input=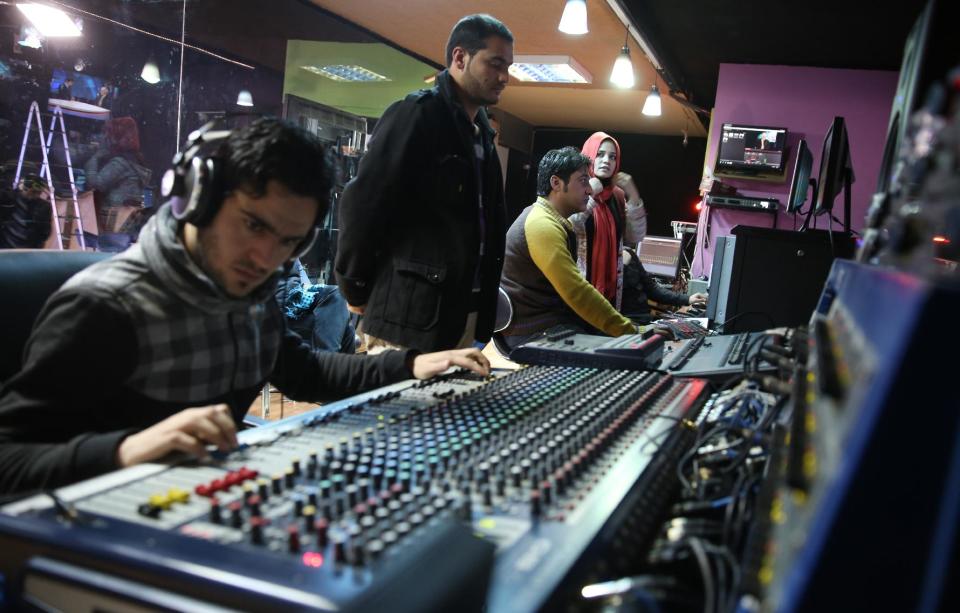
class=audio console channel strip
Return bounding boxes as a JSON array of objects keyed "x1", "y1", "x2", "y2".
[{"x1": 0, "y1": 366, "x2": 710, "y2": 612}]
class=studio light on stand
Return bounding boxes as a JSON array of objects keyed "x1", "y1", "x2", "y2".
[
  {"x1": 609, "y1": 31, "x2": 634, "y2": 89},
  {"x1": 558, "y1": 0, "x2": 588, "y2": 35}
]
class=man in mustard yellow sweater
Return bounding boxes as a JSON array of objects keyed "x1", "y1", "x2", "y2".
[{"x1": 500, "y1": 147, "x2": 640, "y2": 350}]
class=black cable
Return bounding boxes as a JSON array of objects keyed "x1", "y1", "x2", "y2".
[{"x1": 714, "y1": 311, "x2": 777, "y2": 333}]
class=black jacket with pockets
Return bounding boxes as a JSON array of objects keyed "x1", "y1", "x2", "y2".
[{"x1": 335, "y1": 70, "x2": 506, "y2": 351}]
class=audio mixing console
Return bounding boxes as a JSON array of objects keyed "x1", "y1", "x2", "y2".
[{"x1": 0, "y1": 365, "x2": 711, "y2": 612}]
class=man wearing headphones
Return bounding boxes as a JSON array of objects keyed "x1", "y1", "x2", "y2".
[{"x1": 0, "y1": 118, "x2": 489, "y2": 495}]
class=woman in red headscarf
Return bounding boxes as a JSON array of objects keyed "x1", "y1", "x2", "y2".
[{"x1": 572, "y1": 132, "x2": 647, "y2": 311}]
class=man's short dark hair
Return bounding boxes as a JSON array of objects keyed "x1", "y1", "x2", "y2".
[
  {"x1": 537, "y1": 147, "x2": 591, "y2": 197},
  {"x1": 219, "y1": 117, "x2": 334, "y2": 222},
  {"x1": 445, "y1": 14, "x2": 513, "y2": 67}
]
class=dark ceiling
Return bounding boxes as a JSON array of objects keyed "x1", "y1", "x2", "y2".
[{"x1": 622, "y1": 0, "x2": 931, "y2": 109}]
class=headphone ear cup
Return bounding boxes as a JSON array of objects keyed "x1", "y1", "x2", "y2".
[{"x1": 181, "y1": 156, "x2": 222, "y2": 227}]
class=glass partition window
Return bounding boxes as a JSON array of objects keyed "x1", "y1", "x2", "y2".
[{"x1": 0, "y1": 0, "x2": 436, "y2": 254}]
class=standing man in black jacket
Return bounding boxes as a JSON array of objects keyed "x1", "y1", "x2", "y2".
[
  {"x1": 0, "y1": 118, "x2": 489, "y2": 495},
  {"x1": 335, "y1": 14, "x2": 514, "y2": 353}
]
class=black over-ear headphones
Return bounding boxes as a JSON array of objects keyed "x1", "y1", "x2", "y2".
[{"x1": 161, "y1": 122, "x2": 320, "y2": 260}]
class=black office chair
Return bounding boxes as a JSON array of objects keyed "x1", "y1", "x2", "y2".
[
  {"x1": 491, "y1": 287, "x2": 513, "y2": 359},
  {"x1": 0, "y1": 249, "x2": 110, "y2": 383}
]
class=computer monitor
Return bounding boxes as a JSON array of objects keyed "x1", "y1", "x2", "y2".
[
  {"x1": 787, "y1": 139, "x2": 815, "y2": 212},
  {"x1": 813, "y1": 116, "x2": 855, "y2": 232},
  {"x1": 637, "y1": 235, "x2": 683, "y2": 279},
  {"x1": 716, "y1": 123, "x2": 789, "y2": 175},
  {"x1": 705, "y1": 235, "x2": 736, "y2": 326}
]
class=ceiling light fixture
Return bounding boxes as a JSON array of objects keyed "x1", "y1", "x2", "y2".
[
  {"x1": 558, "y1": 0, "x2": 588, "y2": 35},
  {"x1": 16, "y1": 3, "x2": 81, "y2": 37},
  {"x1": 236, "y1": 89, "x2": 254, "y2": 107},
  {"x1": 642, "y1": 82, "x2": 661, "y2": 117},
  {"x1": 509, "y1": 55, "x2": 591, "y2": 84},
  {"x1": 302, "y1": 65, "x2": 390, "y2": 82},
  {"x1": 140, "y1": 57, "x2": 160, "y2": 84},
  {"x1": 609, "y1": 35, "x2": 634, "y2": 89}
]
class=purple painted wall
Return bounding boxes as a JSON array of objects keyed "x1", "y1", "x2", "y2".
[{"x1": 691, "y1": 64, "x2": 899, "y2": 277}]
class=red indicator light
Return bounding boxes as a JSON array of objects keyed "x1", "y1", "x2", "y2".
[{"x1": 302, "y1": 552, "x2": 324, "y2": 568}]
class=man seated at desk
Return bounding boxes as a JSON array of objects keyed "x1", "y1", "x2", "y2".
[
  {"x1": 499, "y1": 147, "x2": 640, "y2": 350},
  {"x1": 0, "y1": 118, "x2": 489, "y2": 496}
]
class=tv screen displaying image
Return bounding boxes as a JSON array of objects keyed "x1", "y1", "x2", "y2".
[{"x1": 716, "y1": 123, "x2": 788, "y2": 174}]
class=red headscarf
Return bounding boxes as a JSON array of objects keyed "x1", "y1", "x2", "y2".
[{"x1": 581, "y1": 132, "x2": 625, "y2": 304}]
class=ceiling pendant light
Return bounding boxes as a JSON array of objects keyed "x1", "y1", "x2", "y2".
[
  {"x1": 236, "y1": 89, "x2": 254, "y2": 107},
  {"x1": 609, "y1": 45, "x2": 634, "y2": 88},
  {"x1": 642, "y1": 84, "x2": 662, "y2": 117},
  {"x1": 558, "y1": 0, "x2": 588, "y2": 35}
]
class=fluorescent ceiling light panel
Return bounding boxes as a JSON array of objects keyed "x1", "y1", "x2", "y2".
[
  {"x1": 17, "y1": 3, "x2": 81, "y2": 37},
  {"x1": 508, "y1": 55, "x2": 591, "y2": 84},
  {"x1": 301, "y1": 65, "x2": 390, "y2": 82}
]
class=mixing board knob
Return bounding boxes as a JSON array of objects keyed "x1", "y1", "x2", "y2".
[
  {"x1": 209, "y1": 497, "x2": 222, "y2": 524},
  {"x1": 315, "y1": 517, "x2": 329, "y2": 547},
  {"x1": 246, "y1": 495, "x2": 262, "y2": 516},
  {"x1": 287, "y1": 525, "x2": 301, "y2": 553},
  {"x1": 346, "y1": 485, "x2": 359, "y2": 507},
  {"x1": 257, "y1": 479, "x2": 270, "y2": 501},
  {"x1": 308, "y1": 491, "x2": 318, "y2": 507},
  {"x1": 302, "y1": 505, "x2": 316, "y2": 531},
  {"x1": 331, "y1": 474, "x2": 345, "y2": 493},
  {"x1": 366, "y1": 539, "x2": 384, "y2": 561},
  {"x1": 319, "y1": 480, "x2": 332, "y2": 499},
  {"x1": 530, "y1": 491, "x2": 542, "y2": 518},
  {"x1": 333, "y1": 534, "x2": 347, "y2": 563},
  {"x1": 229, "y1": 501, "x2": 243, "y2": 529},
  {"x1": 284, "y1": 469, "x2": 295, "y2": 489},
  {"x1": 540, "y1": 480, "x2": 553, "y2": 505},
  {"x1": 511, "y1": 465, "x2": 523, "y2": 487},
  {"x1": 250, "y1": 516, "x2": 268, "y2": 545},
  {"x1": 371, "y1": 468, "x2": 384, "y2": 489},
  {"x1": 272, "y1": 474, "x2": 282, "y2": 495}
]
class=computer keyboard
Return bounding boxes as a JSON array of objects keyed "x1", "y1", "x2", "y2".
[
  {"x1": 655, "y1": 319, "x2": 709, "y2": 340},
  {"x1": 640, "y1": 254, "x2": 678, "y2": 266}
]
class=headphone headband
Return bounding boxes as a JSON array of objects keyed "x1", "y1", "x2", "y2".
[{"x1": 161, "y1": 121, "x2": 320, "y2": 260}]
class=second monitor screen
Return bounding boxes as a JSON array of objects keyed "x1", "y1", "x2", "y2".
[{"x1": 717, "y1": 124, "x2": 787, "y2": 173}]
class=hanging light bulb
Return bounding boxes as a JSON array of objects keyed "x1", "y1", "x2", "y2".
[
  {"x1": 140, "y1": 57, "x2": 160, "y2": 84},
  {"x1": 236, "y1": 89, "x2": 254, "y2": 107},
  {"x1": 558, "y1": 0, "x2": 588, "y2": 35},
  {"x1": 609, "y1": 45, "x2": 634, "y2": 89},
  {"x1": 642, "y1": 84, "x2": 662, "y2": 117}
]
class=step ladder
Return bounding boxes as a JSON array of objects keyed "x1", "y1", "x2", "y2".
[{"x1": 12, "y1": 101, "x2": 87, "y2": 250}]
